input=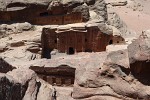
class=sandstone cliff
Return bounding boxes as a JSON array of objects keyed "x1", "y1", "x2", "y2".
[{"x1": 0, "y1": 0, "x2": 149, "y2": 100}]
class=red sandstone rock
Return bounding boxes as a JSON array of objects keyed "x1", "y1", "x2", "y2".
[
  {"x1": 41, "y1": 24, "x2": 112, "y2": 58},
  {"x1": 0, "y1": 0, "x2": 149, "y2": 100}
]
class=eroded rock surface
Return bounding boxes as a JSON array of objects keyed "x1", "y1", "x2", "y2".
[
  {"x1": 128, "y1": 30, "x2": 150, "y2": 86},
  {"x1": 0, "y1": 57, "x2": 15, "y2": 73},
  {"x1": 0, "y1": 0, "x2": 149, "y2": 100},
  {"x1": 71, "y1": 31, "x2": 150, "y2": 100},
  {"x1": 0, "y1": 68, "x2": 53, "y2": 100},
  {"x1": 0, "y1": 23, "x2": 33, "y2": 38}
]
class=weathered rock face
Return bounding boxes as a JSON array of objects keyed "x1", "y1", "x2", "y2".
[
  {"x1": 0, "y1": 68, "x2": 53, "y2": 100},
  {"x1": 0, "y1": 0, "x2": 51, "y2": 11},
  {"x1": 1, "y1": 0, "x2": 148, "y2": 100},
  {"x1": 128, "y1": 30, "x2": 150, "y2": 64},
  {"x1": 0, "y1": 28, "x2": 149, "y2": 99},
  {"x1": 0, "y1": 74, "x2": 26, "y2": 100},
  {"x1": 72, "y1": 50, "x2": 132, "y2": 100},
  {"x1": 107, "y1": 9, "x2": 131, "y2": 38},
  {"x1": 0, "y1": 0, "x2": 109, "y2": 26},
  {"x1": 0, "y1": 0, "x2": 90, "y2": 25},
  {"x1": 72, "y1": 4, "x2": 90, "y2": 22},
  {"x1": 89, "y1": 0, "x2": 108, "y2": 21},
  {"x1": 0, "y1": 43, "x2": 8, "y2": 52},
  {"x1": 128, "y1": 30, "x2": 150, "y2": 85},
  {"x1": 73, "y1": 50, "x2": 150, "y2": 100},
  {"x1": 0, "y1": 22, "x2": 32, "y2": 38},
  {"x1": 72, "y1": 46, "x2": 150, "y2": 99},
  {"x1": 0, "y1": 57, "x2": 15, "y2": 73},
  {"x1": 10, "y1": 41, "x2": 25, "y2": 47}
]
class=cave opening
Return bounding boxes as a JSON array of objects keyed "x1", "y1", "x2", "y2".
[
  {"x1": 109, "y1": 40, "x2": 113, "y2": 45},
  {"x1": 131, "y1": 61, "x2": 150, "y2": 85},
  {"x1": 68, "y1": 47, "x2": 75, "y2": 55}
]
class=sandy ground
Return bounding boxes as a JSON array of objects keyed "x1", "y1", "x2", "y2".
[
  {"x1": 113, "y1": 0, "x2": 150, "y2": 35},
  {"x1": 135, "y1": 0, "x2": 150, "y2": 15}
]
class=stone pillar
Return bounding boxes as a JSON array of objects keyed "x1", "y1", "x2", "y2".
[
  {"x1": 65, "y1": 78, "x2": 72, "y2": 86},
  {"x1": 47, "y1": 76, "x2": 53, "y2": 84},
  {"x1": 56, "y1": 78, "x2": 62, "y2": 86}
]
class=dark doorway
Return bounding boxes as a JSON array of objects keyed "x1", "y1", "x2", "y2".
[
  {"x1": 131, "y1": 61, "x2": 150, "y2": 85},
  {"x1": 109, "y1": 40, "x2": 113, "y2": 44},
  {"x1": 85, "y1": 49, "x2": 92, "y2": 52},
  {"x1": 68, "y1": 47, "x2": 75, "y2": 54}
]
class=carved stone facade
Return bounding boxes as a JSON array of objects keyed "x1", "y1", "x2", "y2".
[
  {"x1": 0, "y1": 5, "x2": 84, "y2": 25},
  {"x1": 41, "y1": 25, "x2": 112, "y2": 58},
  {"x1": 30, "y1": 65, "x2": 75, "y2": 86}
]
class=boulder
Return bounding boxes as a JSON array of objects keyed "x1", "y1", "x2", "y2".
[
  {"x1": 0, "y1": 23, "x2": 32, "y2": 38},
  {"x1": 106, "y1": 49, "x2": 130, "y2": 68},
  {"x1": 26, "y1": 45, "x2": 41, "y2": 53},
  {"x1": 72, "y1": 48, "x2": 150, "y2": 100},
  {"x1": 0, "y1": 24, "x2": 7, "y2": 38},
  {"x1": 0, "y1": 43, "x2": 7, "y2": 52},
  {"x1": 128, "y1": 30, "x2": 150, "y2": 85},
  {"x1": 128, "y1": 30, "x2": 150, "y2": 63},
  {"x1": 0, "y1": 57, "x2": 15, "y2": 73},
  {"x1": 0, "y1": 68, "x2": 53, "y2": 100},
  {"x1": 15, "y1": 22, "x2": 32, "y2": 32},
  {"x1": 10, "y1": 41, "x2": 25, "y2": 47},
  {"x1": 89, "y1": 0, "x2": 108, "y2": 21},
  {"x1": 0, "y1": 73, "x2": 26, "y2": 100}
]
